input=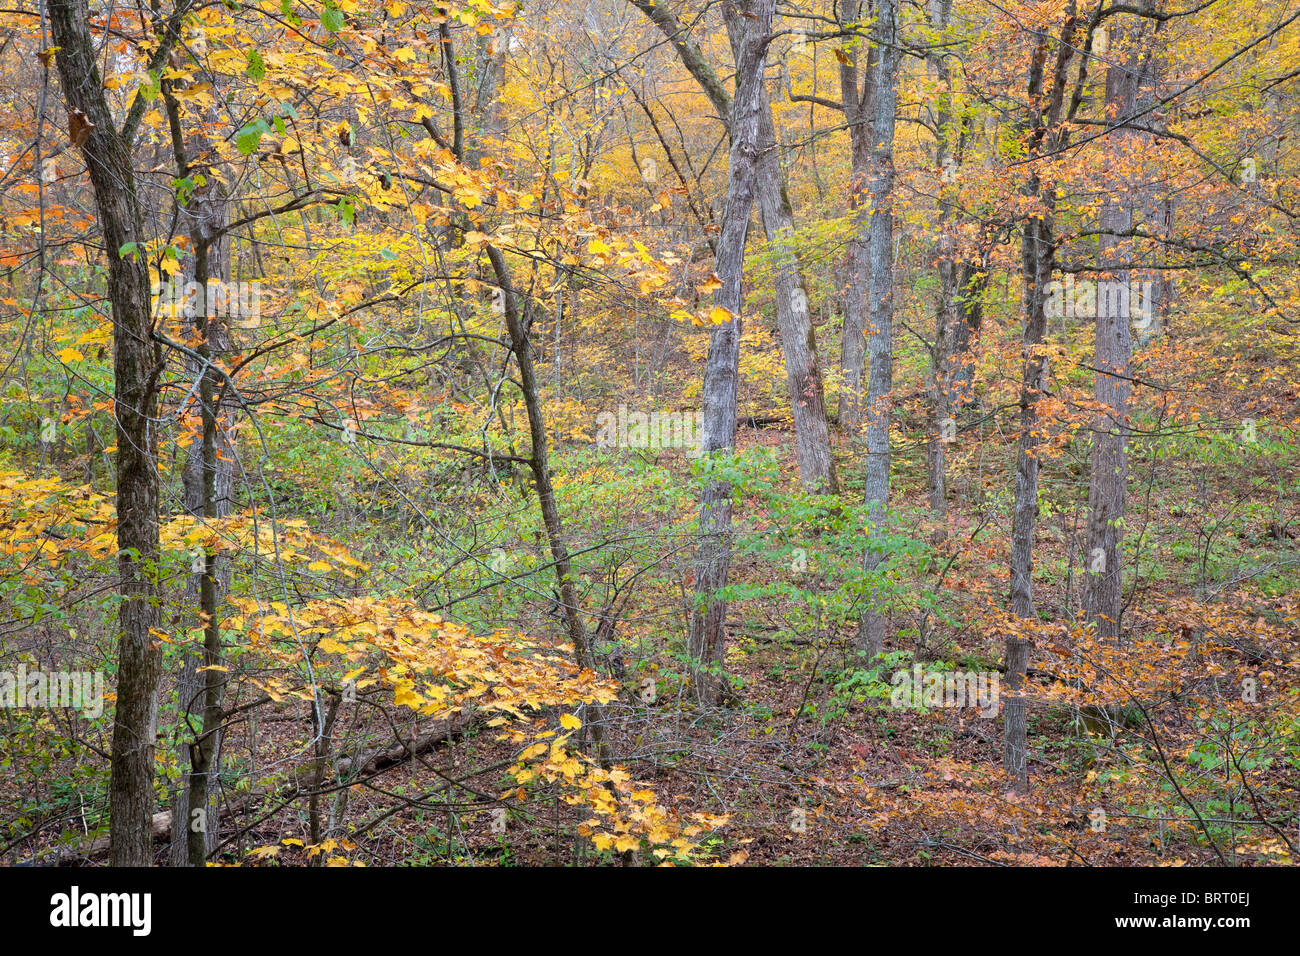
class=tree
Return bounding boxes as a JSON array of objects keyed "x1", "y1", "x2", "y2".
[
  {"x1": 47, "y1": 0, "x2": 185, "y2": 865},
  {"x1": 630, "y1": 0, "x2": 838, "y2": 492},
  {"x1": 857, "y1": 0, "x2": 901, "y2": 658},
  {"x1": 831, "y1": 0, "x2": 877, "y2": 433},
  {"x1": 1083, "y1": 8, "x2": 1163, "y2": 645},
  {"x1": 687, "y1": 0, "x2": 774, "y2": 701},
  {"x1": 1005, "y1": 2, "x2": 1081, "y2": 793},
  {"x1": 161, "y1": 53, "x2": 236, "y2": 867}
]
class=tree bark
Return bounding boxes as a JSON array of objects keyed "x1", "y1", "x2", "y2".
[
  {"x1": 486, "y1": 244, "x2": 610, "y2": 763},
  {"x1": 1083, "y1": 19, "x2": 1146, "y2": 644},
  {"x1": 632, "y1": 0, "x2": 836, "y2": 492},
  {"x1": 857, "y1": 0, "x2": 901, "y2": 659},
  {"x1": 162, "y1": 79, "x2": 235, "y2": 867},
  {"x1": 50, "y1": 0, "x2": 165, "y2": 865},
  {"x1": 836, "y1": 0, "x2": 875, "y2": 432},
  {"x1": 753, "y1": 96, "x2": 838, "y2": 492},
  {"x1": 927, "y1": 0, "x2": 959, "y2": 523},
  {"x1": 1005, "y1": 4, "x2": 1079, "y2": 793},
  {"x1": 949, "y1": 261, "x2": 986, "y2": 404},
  {"x1": 687, "y1": 0, "x2": 773, "y2": 702}
]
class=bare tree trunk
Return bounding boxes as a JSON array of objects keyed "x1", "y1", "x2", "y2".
[
  {"x1": 1138, "y1": 25, "x2": 1174, "y2": 349},
  {"x1": 836, "y1": 1, "x2": 875, "y2": 432},
  {"x1": 631, "y1": 0, "x2": 836, "y2": 492},
  {"x1": 50, "y1": 0, "x2": 168, "y2": 865},
  {"x1": 927, "y1": 0, "x2": 958, "y2": 522},
  {"x1": 162, "y1": 82, "x2": 234, "y2": 866},
  {"x1": 857, "y1": 0, "x2": 901, "y2": 658},
  {"x1": 1005, "y1": 4, "x2": 1080, "y2": 793},
  {"x1": 486, "y1": 245, "x2": 610, "y2": 763},
  {"x1": 925, "y1": 0, "x2": 991, "y2": 517},
  {"x1": 687, "y1": 0, "x2": 773, "y2": 703},
  {"x1": 1083, "y1": 20, "x2": 1146, "y2": 644},
  {"x1": 753, "y1": 98, "x2": 838, "y2": 492}
]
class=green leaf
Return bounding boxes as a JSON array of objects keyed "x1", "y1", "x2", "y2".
[
  {"x1": 322, "y1": 2, "x2": 344, "y2": 32},
  {"x1": 246, "y1": 49, "x2": 266, "y2": 82},
  {"x1": 236, "y1": 119, "x2": 270, "y2": 156}
]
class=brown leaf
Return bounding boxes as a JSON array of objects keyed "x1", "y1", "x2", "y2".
[
  {"x1": 35, "y1": 47, "x2": 59, "y2": 69},
  {"x1": 68, "y1": 109, "x2": 94, "y2": 148}
]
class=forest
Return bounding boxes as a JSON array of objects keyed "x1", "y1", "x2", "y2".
[{"x1": 0, "y1": 0, "x2": 1297, "y2": 875}]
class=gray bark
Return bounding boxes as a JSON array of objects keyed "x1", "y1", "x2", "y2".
[
  {"x1": 632, "y1": 0, "x2": 836, "y2": 492},
  {"x1": 754, "y1": 100, "x2": 839, "y2": 492},
  {"x1": 857, "y1": 0, "x2": 901, "y2": 658},
  {"x1": 687, "y1": 0, "x2": 773, "y2": 702},
  {"x1": 949, "y1": 261, "x2": 986, "y2": 403},
  {"x1": 1084, "y1": 12, "x2": 1162, "y2": 640},
  {"x1": 927, "y1": 0, "x2": 958, "y2": 521},
  {"x1": 836, "y1": 0, "x2": 875, "y2": 432},
  {"x1": 1083, "y1": 21, "x2": 1142, "y2": 643},
  {"x1": 487, "y1": 245, "x2": 611, "y2": 763}
]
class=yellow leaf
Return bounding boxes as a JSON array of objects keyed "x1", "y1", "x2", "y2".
[
  {"x1": 56, "y1": 347, "x2": 84, "y2": 364},
  {"x1": 560, "y1": 713, "x2": 582, "y2": 730},
  {"x1": 708, "y1": 305, "x2": 734, "y2": 325}
]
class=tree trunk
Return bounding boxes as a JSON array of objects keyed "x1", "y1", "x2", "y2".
[
  {"x1": 927, "y1": 0, "x2": 958, "y2": 523},
  {"x1": 949, "y1": 261, "x2": 986, "y2": 405},
  {"x1": 50, "y1": 0, "x2": 164, "y2": 866},
  {"x1": 633, "y1": 0, "x2": 836, "y2": 492},
  {"x1": 687, "y1": 0, "x2": 773, "y2": 702},
  {"x1": 753, "y1": 95, "x2": 838, "y2": 492},
  {"x1": 836, "y1": 1, "x2": 875, "y2": 432},
  {"x1": 486, "y1": 245, "x2": 610, "y2": 763},
  {"x1": 857, "y1": 0, "x2": 901, "y2": 659},
  {"x1": 1005, "y1": 5, "x2": 1079, "y2": 793},
  {"x1": 162, "y1": 81, "x2": 235, "y2": 866},
  {"x1": 1083, "y1": 20, "x2": 1145, "y2": 644}
]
